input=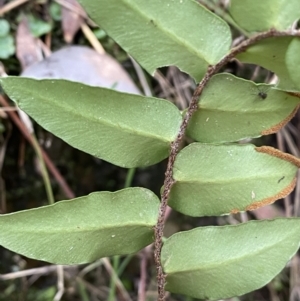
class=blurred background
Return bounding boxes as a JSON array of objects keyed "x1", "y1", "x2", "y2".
[{"x1": 0, "y1": 0, "x2": 300, "y2": 300}]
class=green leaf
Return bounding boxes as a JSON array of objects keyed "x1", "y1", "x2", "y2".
[
  {"x1": 49, "y1": 2, "x2": 62, "y2": 21},
  {"x1": 236, "y1": 37, "x2": 299, "y2": 91},
  {"x1": 77, "y1": 0, "x2": 231, "y2": 81},
  {"x1": 0, "y1": 77, "x2": 182, "y2": 168},
  {"x1": 0, "y1": 19, "x2": 15, "y2": 59},
  {"x1": 161, "y1": 218, "x2": 300, "y2": 300},
  {"x1": 229, "y1": 0, "x2": 300, "y2": 32},
  {"x1": 169, "y1": 143, "x2": 299, "y2": 217},
  {"x1": 0, "y1": 35, "x2": 15, "y2": 59},
  {"x1": 186, "y1": 73, "x2": 300, "y2": 143},
  {"x1": 0, "y1": 188, "x2": 159, "y2": 264},
  {"x1": 286, "y1": 38, "x2": 300, "y2": 90},
  {"x1": 0, "y1": 19, "x2": 10, "y2": 37},
  {"x1": 27, "y1": 14, "x2": 52, "y2": 37}
]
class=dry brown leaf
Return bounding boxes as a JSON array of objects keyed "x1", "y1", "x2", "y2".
[
  {"x1": 16, "y1": 17, "x2": 42, "y2": 69},
  {"x1": 61, "y1": 0, "x2": 86, "y2": 43}
]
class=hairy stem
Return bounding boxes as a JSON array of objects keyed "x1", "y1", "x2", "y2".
[{"x1": 153, "y1": 28, "x2": 300, "y2": 301}]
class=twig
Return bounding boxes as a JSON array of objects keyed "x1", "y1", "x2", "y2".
[
  {"x1": 0, "y1": 0, "x2": 29, "y2": 15},
  {"x1": 78, "y1": 259, "x2": 103, "y2": 278},
  {"x1": 267, "y1": 283, "x2": 281, "y2": 301},
  {"x1": 102, "y1": 257, "x2": 132, "y2": 301},
  {"x1": 153, "y1": 28, "x2": 300, "y2": 301},
  {"x1": 282, "y1": 127, "x2": 300, "y2": 157},
  {"x1": 290, "y1": 285, "x2": 300, "y2": 301},
  {"x1": 130, "y1": 57, "x2": 152, "y2": 97},
  {"x1": 54, "y1": 265, "x2": 64, "y2": 301},
  {"x1": 0, "y1": 265, "x2": 59, "y2": 280},
  {"x1": 138, "y1": 247, "x2": 151, "y2": 301},
  {"x1": 0, "y1": 107, "x2": 18, "y2": 112},
  {"x1": 154, "y1": 71, "x2": 177, "y2": 101},
  {"x1": 169, "y1": 67, "x2": 189, "y2": 109},
  {"x1": 81, "y1": 22, "x2": 106, "y2": 54},
  {"x1": 76, "y1": 277, "x2": 107, "y2": 299},
  {"x1": 281, "y1": 127, "x2": 300, "y2": 217},
  {"x1": 294, "y1": 171, "x2": 300, "y2": 217}
]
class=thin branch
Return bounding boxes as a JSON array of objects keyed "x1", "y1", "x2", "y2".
[
  {"x1": 0, "y1": 107, "x2": 18, "y2": 111},
  {"x1": 102, "y1": 258, "x2": 132, "y2": 301},
  {"x1": 138, "y1": 247, "x2": 151, "y2": 301},
  {"x1": 294, "y1": 171, "x2": 300, "y2": 217},
  {"x1": 130, "y1": 56, "x2": 153, "y2": 97},
  {"x1": 153, "y1": 28, "x2": 300, "y2": 301},
  {"x1": 0, "y1": 0, "x2": 29, "y2": 16},
  {"x1": 76, "y1": 277, "x2": 107, "y2": 299},
  {"x1": 81, "y1": 22, "x2": 106, "y2": 55},
  {"x1": 78, "y1": 259, "x2": 103, "y2": 278},
  {"x1": 53, "y1": 265, "x2": 64, "y2": 301},
  {"x1": 0, "y1": 265, "x2": 59, "y2": 280}
]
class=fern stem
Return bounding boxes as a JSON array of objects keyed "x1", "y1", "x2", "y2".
[{"x1": 153, "y1": 28, "x2": 300, "y2": 301}]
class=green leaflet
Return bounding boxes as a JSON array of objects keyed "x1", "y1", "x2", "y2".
[
  {"x1": 169, "y1": 143, "x2": 299, "y2": 216},
  {"x1": 229, "y1": 0, "x2": 300, "y2": 32},
  {"x1": 0, "y1": 188, "x2": 160, "y2": 264},
  {"x1": 0, "y1": 77, "x2": 182, "y2": 168},
  {"x1": 162, "y1": 219, "x2": 300, "y2": 300},
  {"x1": 236, "y1": 37, "x2": 300, "y2": 91},
  {"x1": 286, "y1": 38, "x2": 300, "y2": 90},
  {"x1": 186, "y1": 73, "x2": 300, "y2": 143},
  {"x1": 26, "y1": 14, "x2": 53, "y2": 37},
  {"x1": 0, "y1": 19, "x2": 15, "y2": 59},
  {"x1": 78, "y1": 0, "x2": 231, "y2": 81}
]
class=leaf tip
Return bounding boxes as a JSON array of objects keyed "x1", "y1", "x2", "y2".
[
  {"x1": 255, "y1": 146, "x2": 300, "y2": 168},
  {"x1": 246, "y1": 177, "x2": 297, "y2": 211},
  {"x1": 261, "y1": 104, "x2": 300, "y2": 136}
]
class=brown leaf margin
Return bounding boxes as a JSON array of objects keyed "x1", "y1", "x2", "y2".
[
  {"x1": 246, "y1": 177, "x2": 297, "y2": 211},
  {"x1": 261, "y1": 103, "x2": 300, "y2": 135},
  {"x1": 255, "y1": 146, "x2": 300, "y2": 167},
  {"x1": 230, "y1": 178, "x2": 296, "y2": 214}
]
